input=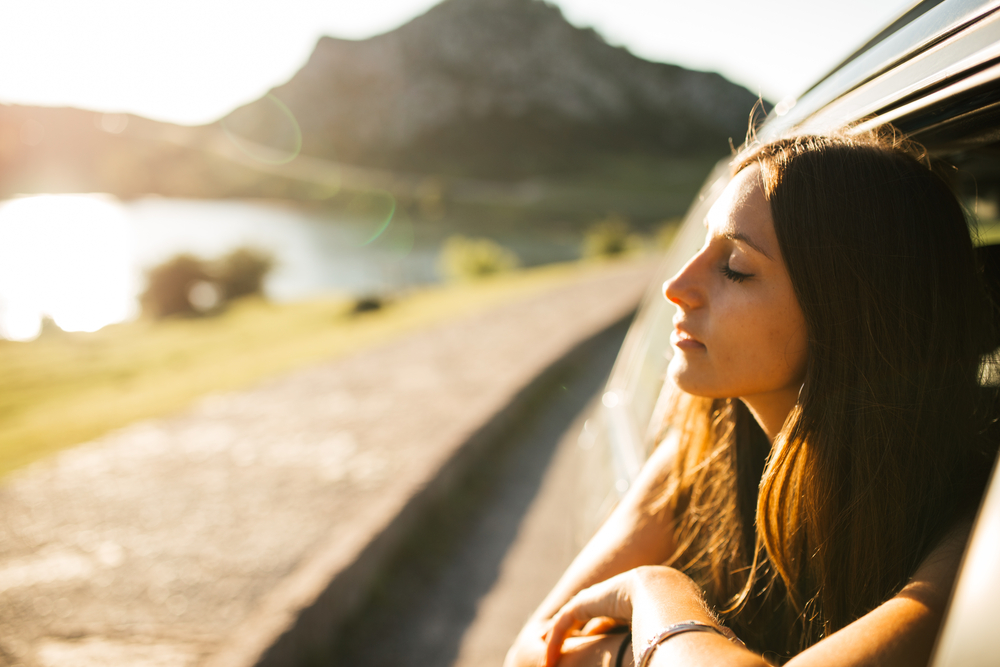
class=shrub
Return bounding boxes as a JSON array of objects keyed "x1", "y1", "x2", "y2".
[
  {"x1": 216, "y1": 247, "x2": 274, "y2": 300},
  {"x1": 582, "y1": 214, "x2": 633, "y2": 258},
  {"x1": 141, "y1": 247, "x2": 274, "y2": 319},
  {"x1": 350, "y1": 296, "x2": 384, "y2": 315},
  {"x1": 438, "y1": 235, "x2": 519, "y2": 281},
  {"x1": 140, "y1": 254, "x2": 214, "y2": 318},
  {"x1": 580, "y1": 214, "x2": 647, "y2": 259}
]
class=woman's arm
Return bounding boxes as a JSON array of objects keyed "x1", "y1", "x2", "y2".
[
  {"x1": 783, "y1": 520, "x2": 969, "y2": 667},
  {"x1": 542, "y1": 566, "x2": 761, "y2": 667},
  {"x1": 543, "y1": 521, "x2": 971, "y2": 667},
  {"x1": 503, "y1": 439, "x2": 680, "y2": 667}
]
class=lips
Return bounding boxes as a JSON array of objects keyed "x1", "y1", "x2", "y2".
[{"x1": 671, "y1": 323, "x2": 706, "y2": 351}]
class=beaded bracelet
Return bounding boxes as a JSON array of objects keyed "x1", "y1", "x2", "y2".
[{"x1": 635, "y1": 621, "x2": 744, "y2": 667}]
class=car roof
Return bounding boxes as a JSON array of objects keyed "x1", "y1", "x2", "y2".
[{"x1": 759, "y1": 0, "x2": 1000, "y2": 146}]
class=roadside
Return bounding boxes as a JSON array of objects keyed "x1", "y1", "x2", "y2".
[
  {"x1": 331, "y1": 321, "x2": 623, "y2": 667},
  {"x1": 0, "y1": 258, "x2": 653, "y2": 667},
  {"x1": 0, "y1": 258, "x2": 638, "y2": 478}
]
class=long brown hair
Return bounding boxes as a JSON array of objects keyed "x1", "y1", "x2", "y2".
[{"x1": 656, "y1": 130, "x2": 998, "y2": 658}]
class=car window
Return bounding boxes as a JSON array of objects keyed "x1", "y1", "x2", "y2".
[{"x1": 599, "y1": 164, "x2": 732, "y2": 484}]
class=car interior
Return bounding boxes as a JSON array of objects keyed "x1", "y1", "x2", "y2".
[{"x1": 921, "y1": 127, "x2": 1000, "y2": 667}]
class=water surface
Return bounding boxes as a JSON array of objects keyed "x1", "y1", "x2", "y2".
[{"x1": 0, "y1": 195, "x2": 580, "y2": 340}]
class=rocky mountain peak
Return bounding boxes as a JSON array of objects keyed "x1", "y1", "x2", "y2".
[{"x1": 223, "y1": 0, "x2": 760, "y2": 177}]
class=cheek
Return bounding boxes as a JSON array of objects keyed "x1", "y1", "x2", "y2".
[
  {"x1": 720, "y1": 291, "x2": 808, "y2": 380},
  {"x1": 782, "y1": 317, "x2": 810, "y2": 380},
  {"x1": 757, "y1": 296, "x2": 808, "y2": 379},
  {"x1": 668, "y1": 281, "x2": 808, "y2": 398}
]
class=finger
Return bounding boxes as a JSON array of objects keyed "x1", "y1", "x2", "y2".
[
  {"x1": 543, "y1": 578, "x2": 634, "y2": 667},
  {"x1": 544, "y1": 598, "x2": 612, "y2": 667},
  {"x1": 581, "y1": 617, "x2": 621, "y2": 636},
  {"x1": 543, "y1": 610, "x2": 580, "y2": 667},
  {"x1": 503, "y1": 629, "x2": 547, "y2": 667}
]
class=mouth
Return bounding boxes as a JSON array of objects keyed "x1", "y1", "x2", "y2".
[{"x1": 671, "y1": 324, "x2": 706, "y2": 351}]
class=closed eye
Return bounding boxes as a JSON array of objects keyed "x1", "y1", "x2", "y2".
[{"x1": 720, "y1": 265, "x2": 753, "y2": 283}]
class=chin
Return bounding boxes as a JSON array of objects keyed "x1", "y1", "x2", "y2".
[{"x1": 667, "y1": 357, "x2": 717, "y2": 398}]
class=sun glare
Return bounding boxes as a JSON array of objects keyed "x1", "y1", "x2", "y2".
[{"x1": 0, "y1": 195, "x2": 135, "y2": 341}]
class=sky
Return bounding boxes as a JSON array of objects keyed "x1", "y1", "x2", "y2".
[{"x1": 0, "y1": 0, "x2": 918, "y2": 126}]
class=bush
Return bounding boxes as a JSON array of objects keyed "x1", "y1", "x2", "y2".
[
  {"x1": 217, "y1": 247, "x2": 274, "y2": 300},
  {"x1": 140, "y1": 254, "x2": 214, "y2": 318},
  {"x1": 141, "y1": 247, "x2": 274, "y2": 319},
  {"x1": 582, "y1": 215, "x2": 629, "y2": 258},
  {"x1": 438, "y1": 235, "x2": 519, "y2": 281},
  {"x1": 350, "y1": 295, "x2": 384, "y2": 315},
  {"x1": 582, "y1": 214, "x2": 638, "y2": 258}
]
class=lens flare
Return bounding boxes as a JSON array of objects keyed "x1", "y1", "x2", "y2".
[
  {"x1": 381, "y1": 214, "x2": 415, "y2": 257},
  {"x1": 220, "y1": 93, "x2": 303, "y2": 165},
  {"x1": 357, "y1": 190, "x2": 397, "y2": 247}
]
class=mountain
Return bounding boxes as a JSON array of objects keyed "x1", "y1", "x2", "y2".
[
  {"x1": 0, "y1": 0, "x2": 762, "y2": 219},
  {"x1": 223, "y1": 0, "x2": 761, "y2": 178},
  {"x1": 0, "y1": 105, "x2": 317, "y2": 200}
]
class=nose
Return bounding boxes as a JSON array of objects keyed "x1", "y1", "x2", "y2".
[{"x1": 663, "y1": 255, "x2": 704, "y2": 309}]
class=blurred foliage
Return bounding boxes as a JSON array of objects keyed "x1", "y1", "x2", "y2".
[
  {"x1": 140, "y1": 248, "x2": 275, "y2": 319},
  {"x1": 350, "y1": 296, "x2": 385, "y2": 315},
  {"x1": 140, "y1": 254, "x2": 213, "y2": 318},
  {"x1": 582, "y1": 214, "x2": 645, "y2": 259},
  {"x1": 217, "y1": 248, "x2": 275, "y2": 301},
  {"x1": 438, "y1": 235, "x2": 520, "y2": 281}
]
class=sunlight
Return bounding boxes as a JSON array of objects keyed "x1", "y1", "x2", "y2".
[{"x1": 0, "y1": 195, "x2": 135, "y2": 341}]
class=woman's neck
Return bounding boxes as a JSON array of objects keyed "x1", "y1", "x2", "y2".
[{"x1": 740, "y1": 385, "x2": 801, "y2": 443}]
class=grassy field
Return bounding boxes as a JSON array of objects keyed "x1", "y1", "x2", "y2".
[{"x1": 0, "y1": 260, "x2": 617, "y2": 479}]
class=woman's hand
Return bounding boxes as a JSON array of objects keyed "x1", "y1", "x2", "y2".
[
  {"x1": 504, "y1": 441, "x2": 681, "y2": 666},
  {"x1": 505, "y1": 617, "x2": 627, "y2": 667},
  {"x1": 543, "y1": 572, "x2": 636, "y2": 666},
  {"x1": 503, "y1": 619, "x2": 549, "y2": 667},
  {"x1": 543, "y1": 566, "x2": 715, "y2": 667}
]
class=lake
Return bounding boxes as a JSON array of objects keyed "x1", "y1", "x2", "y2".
[{"x1": 0, "y1": 195, "x2": 583, "y2": 341}]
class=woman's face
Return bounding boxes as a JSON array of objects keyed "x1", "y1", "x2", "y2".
[{"x1": 664, "y1": 165, "x2": 808, "y2": 408}]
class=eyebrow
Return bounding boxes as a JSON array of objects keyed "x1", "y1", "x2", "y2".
[{"x1": 722, "y1": 231, "x2": 774, "y2": 260}]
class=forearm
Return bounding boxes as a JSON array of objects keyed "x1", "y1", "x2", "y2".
[
  {"x1": 640, "y1": 631, "x2": 766, "y2": 667},
  {"x1": 541, "y1": 565, "x2": 766, "y2": 667},
  {"x1": 507, "y1": 442, "x2": 679, "y2": 667},
  {"x1": 628, "y1": 567, "x2": 766, "y2": 667},
  {"x1": 528, "y1": 440, "x2": 680, "y2": 623},
  {"x1": 529, "y1": 509, "x2": 673, "y2": 623}
]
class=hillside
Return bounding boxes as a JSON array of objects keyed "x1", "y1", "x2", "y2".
[
  {"x1": 224, "y1": 0, "x2": 760, "y2": 178},
  {"x1": 0, "y1": 0, "x2": 762, "y2": 222}
]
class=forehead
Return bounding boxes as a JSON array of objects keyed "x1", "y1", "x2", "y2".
[{"x1": 705, "y1": 165, "x2": 777, "y2": 252}]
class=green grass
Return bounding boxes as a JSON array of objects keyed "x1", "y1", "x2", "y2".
[{"x1": 0, "y1": 260, "x2": 613, "y2": 479}]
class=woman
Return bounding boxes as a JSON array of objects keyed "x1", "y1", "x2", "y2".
[{"x1": 504, "y1": 131, "x2": 999, "y2": 667}]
